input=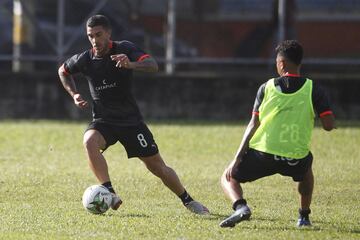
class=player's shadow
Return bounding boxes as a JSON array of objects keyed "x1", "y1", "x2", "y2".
[
  {"x1": 205, "y1": 214, "x2": 323, "y2": 232},
  {"x1": 205, "y1": 212, "x2": 232, "y2": 220},
  {"x1": 107, "y1": 213, "x2": 150, "y2": 218},
  {"x1": 309, "y1": 219, "x2": 360, "y2": 234}
]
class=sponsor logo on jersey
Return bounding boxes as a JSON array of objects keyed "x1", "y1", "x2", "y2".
[{"x1": 95, "y1": 79, "x2": 117, "y2": 91}]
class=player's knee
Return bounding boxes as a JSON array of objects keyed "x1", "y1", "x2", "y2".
[
  {"x1": 149, "y1": 162, "x2": 172, "y2": 178},
  {"x1": 146, "y1": 165, "x2": 160, "y2": 177},
  {"x1": 152, "y1": 163, "x2": 168, "y2": 177},
  {"x1": 83, "y1": 130, "x2": 106, "y2": 150},
  {"x1": 142, "y1": 155, "x2": 166, "y2": 175},
  {"x1": 83, "y1": 134, "x2": 99, "y2": 151}
]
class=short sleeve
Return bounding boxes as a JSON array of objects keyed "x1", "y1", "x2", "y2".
[
  {"x1": 252, "y1": 83, "x2": 266, "y2": 115},
  {"x1": 312, "y1": 82, "x2": 333, "y2": 117},
  {"x1": 117, "y1": 41, "x2": 150, "y2": 62},
  {"x1": 63, "y1": 51, "x2": 89, "y2": 74}
]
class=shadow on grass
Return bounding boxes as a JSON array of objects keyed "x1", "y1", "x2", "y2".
[
  {"x1": 311, "y1": 220, "x2": 360, "y2": 235},
  {"x1": 107, "y1": 213, "x2": 151, "y2": 219},
  {"x1": 210, "y1": 215, "x2": 326, "y2": 232},
  {"x1": 217, "y1": 218, "x2": 360, "y2": 235},
  {"x1": 202, "y1": 214, "x2": 360, "y2": 234},
  {"x1": 205, "y1": 212, "x2": 283, "y2": 223},
  {"x1": 205, "y1": 212, "x2": 229, "y2": 220}
]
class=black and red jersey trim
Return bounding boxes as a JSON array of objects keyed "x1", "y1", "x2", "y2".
[
  {"x1": 137, "y1": 54, "x2": 150, "y2": 62},
  {"x1": 61, "y1": 64, "x2": 70, "y2": 76},
  {"x1": 319, "y1": 111, "x2": 333, "y2": 117}
]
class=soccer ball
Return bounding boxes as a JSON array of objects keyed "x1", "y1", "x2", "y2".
[{"x1": 82, "y1": 185, "x2": 112, "y2": 214}]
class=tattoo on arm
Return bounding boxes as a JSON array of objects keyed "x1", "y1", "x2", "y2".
[{"x1": 58, "y1": 66, "x2": 78, "y2": 98}]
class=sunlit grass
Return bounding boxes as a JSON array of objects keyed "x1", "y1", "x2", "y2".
[{"x1": 0, "y1": 120, "x2": 359, "y2": 239}]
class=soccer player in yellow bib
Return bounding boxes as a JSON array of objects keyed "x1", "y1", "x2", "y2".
[{"x1": 220, "y1": 40, "x2": 335, "y2": 228}]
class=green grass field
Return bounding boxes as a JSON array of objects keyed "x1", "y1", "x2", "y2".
[{"x1": 0, "y1": 120, "x2": 359, "y2": 240}]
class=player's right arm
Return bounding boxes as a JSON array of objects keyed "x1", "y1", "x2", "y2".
[
  {"x1": 58, "y1": 65, "x2": 88, "y2": 108},
  {"x1": 58, "y1": 52, "x2": 89, "y2": 109}
]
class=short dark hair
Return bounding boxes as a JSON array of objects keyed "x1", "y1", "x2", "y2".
[
  {"x1": 275, "y1": 40, "x2": 303, "y2": 65},
  {"x1": 86, "y1": 15, "x2": 111, "y2": 30}
]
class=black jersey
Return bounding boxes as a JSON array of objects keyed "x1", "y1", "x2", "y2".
[
  {"x1": 253, "y1": 76, "x2": 333, "y2": 117},
  {"x1": 63, "y1": 40, "x2": 150, "y2": 126}
]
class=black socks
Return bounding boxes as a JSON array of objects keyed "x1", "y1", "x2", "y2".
[
  {"x1": 102, "y1": 181, "x2": 115, "y2": 194},
  {"x1": 299, "y1": 208, "x2": 311, "y2": 217},
  {"x1": 179, "y1": 190, "x2": 194, "y2": 205}
]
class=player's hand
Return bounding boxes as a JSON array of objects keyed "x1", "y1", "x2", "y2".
[
  {"x1": 73, "y1": 93, "x2": 88, "y2": 109},
  {"x1": 110, "y1": 54, "x2": 134, "y2": 69}
]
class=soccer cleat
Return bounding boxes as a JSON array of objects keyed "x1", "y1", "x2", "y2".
[
  {"x1": 110, "y1": 193, "x2": 123, "y2": 210},
  {"x1": 219, "y1": 204, "x2": 251, "y2": 228},
  {"x1": 297, "y1": 216, "x2": 311, "y2": 227},
  {"x1": 297, "y1": 209, "x2": 312, "y2": 227},
  {"x1": 185, "y1": 201, "x2": 210, "y2": 215}
]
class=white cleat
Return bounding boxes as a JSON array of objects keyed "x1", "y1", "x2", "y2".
[
  {"x1": 110, "y1": 193, "x2": 122, "y2": 210},
  {"x1": 185, "y1": 201, "x2": 210, "y2": 215},
  {"x1": 219, "y1": 205, "x2": 251, "y2": 228}
]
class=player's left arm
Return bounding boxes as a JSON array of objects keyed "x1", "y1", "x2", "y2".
[
  {"x1": 133, "y1": 56, "x2": 158, "y2": 72},
  {"x1": 111, "y1": 54, "x2": 158, "y2": 72},
  {"x1": 111, "y1": 41, "x2": 158, "y2": 72},
  {"x1": 312, "y1": 82, "x2": 336, "y2": 131}
]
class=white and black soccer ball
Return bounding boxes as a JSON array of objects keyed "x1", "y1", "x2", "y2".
[{"x1": 82, "y1": 185, "x2": 112, "y2": 214}]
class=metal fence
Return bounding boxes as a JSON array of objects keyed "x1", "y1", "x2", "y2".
[{"x1": 1, "y1": 0, "x2": 360, "y2": 74}]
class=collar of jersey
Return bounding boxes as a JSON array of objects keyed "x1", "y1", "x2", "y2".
[{"x1": 283, "y1": 73, "x2": 300, "y2": 77}]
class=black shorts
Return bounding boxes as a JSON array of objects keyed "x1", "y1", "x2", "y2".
[
  {"x1": 86, "y1": 121, "x2": 159, "y2": 158},
  {"x1": 232, "y1": 148, "x2": 313, "y2": 183}
]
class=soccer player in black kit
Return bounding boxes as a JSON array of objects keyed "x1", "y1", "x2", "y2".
[{"x1": 58, "y1": 15, "x2": 209, "y2": 215}]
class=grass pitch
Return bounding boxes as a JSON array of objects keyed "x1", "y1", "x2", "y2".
[{"x1": 0, "y1": 120, "x2": 359, "y2": 240}]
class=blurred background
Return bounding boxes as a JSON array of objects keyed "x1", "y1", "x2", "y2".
[{"x1": 0, "y1": 0, "x2": 359, "y2": 121}]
